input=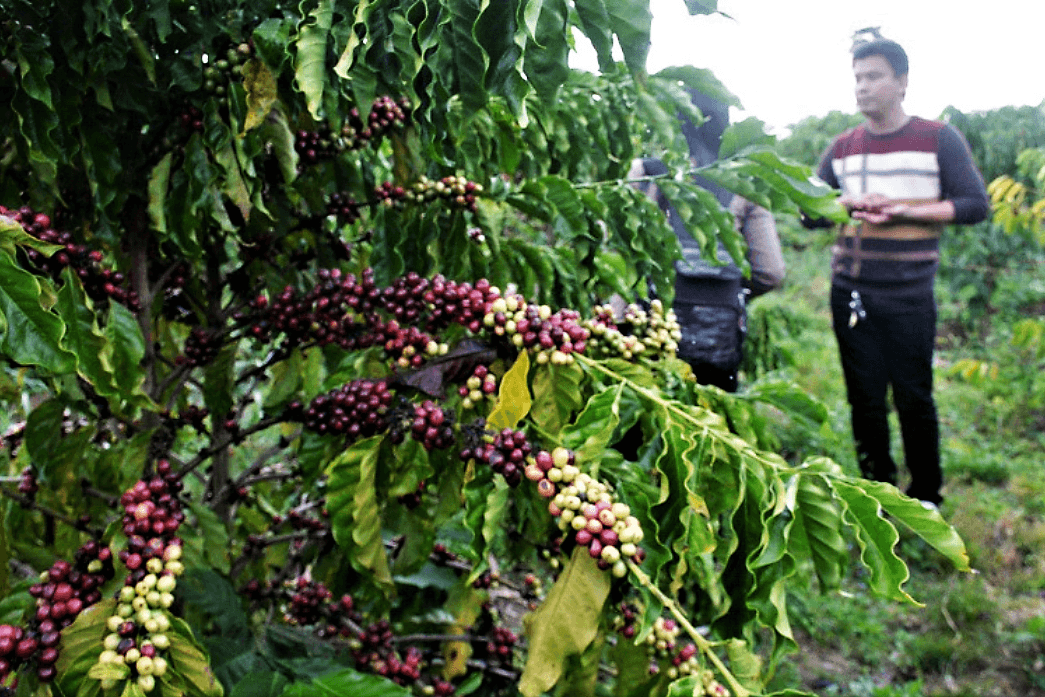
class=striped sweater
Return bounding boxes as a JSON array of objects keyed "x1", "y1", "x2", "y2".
[{"x1": 816, "y1": 117, "x2": 989, "y2": 303}]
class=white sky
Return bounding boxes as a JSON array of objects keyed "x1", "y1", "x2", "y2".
[{"x1": 575, "y1": 0, "x2": 1045, "y2": 136}]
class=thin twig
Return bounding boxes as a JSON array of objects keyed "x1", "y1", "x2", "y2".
[{"x1": 0, "y1": 487, "x2": 103, "y2": 538}]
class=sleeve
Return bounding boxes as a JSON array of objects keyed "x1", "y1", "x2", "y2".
[
  {"x1": 938, "y1": 124, "x2": 990, "y2": 225},
  {"x1": 731, "y1": 196, "x2": 785, "y2": 297},
  {"x1": 815, "y1": 140, "x2": 840, "y2": 189}
]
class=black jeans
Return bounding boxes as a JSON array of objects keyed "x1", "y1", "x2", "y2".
[{"x1": 830, "y1": 286, "x2": 942, "y2": 503}]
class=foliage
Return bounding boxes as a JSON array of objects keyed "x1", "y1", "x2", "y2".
[
  {"x1": 773, "y1": 111, "x2": 864, "y2": 169},
  {"x1": 943, "y1": 103, "x2": 1045, "y2": 184},
  {"x1": 0, "y1": 1, "x2": 968, "y2": 697},
  {"x1": 941, "y1": 145, "x2": 1045, "y2": 433}
]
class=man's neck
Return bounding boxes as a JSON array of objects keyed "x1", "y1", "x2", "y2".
[{"x1": 864, "y1": 108, "x2": 910, "y2": 135}]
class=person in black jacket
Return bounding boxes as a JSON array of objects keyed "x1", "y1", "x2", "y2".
[{"x1": 630, "y1": 90, "x2": 784, "y2": 392}]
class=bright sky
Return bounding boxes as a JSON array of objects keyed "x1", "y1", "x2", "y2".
[{"x1": 576, "y1": 0, "x2": 1045, "y2": 136}]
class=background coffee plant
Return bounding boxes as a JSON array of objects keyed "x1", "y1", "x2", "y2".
[{"x1": 0, "y1": 1, "x2": 970, "y2": 696}]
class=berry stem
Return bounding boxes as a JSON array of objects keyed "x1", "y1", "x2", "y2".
[
  {"x1": 625, "y1": 559, "x2": 752, "y2": 697},
  {"x1": 576, "y1": 354, "x2": 780, "y2": 469}
]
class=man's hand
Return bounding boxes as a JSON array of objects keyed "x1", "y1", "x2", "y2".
[{"x1": 837, "y1": 193, "x2": 957, "y2": 225}]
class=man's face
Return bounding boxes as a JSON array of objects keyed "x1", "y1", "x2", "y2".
[{"x1": 853, "y1": 55, "x2": 907, "y2": 120}]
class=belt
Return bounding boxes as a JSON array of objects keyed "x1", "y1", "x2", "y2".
[
  {"x1": 834, "y1": 221, "x2": 940, "y2": 278},
  {"x1": 840, "y1": 222, "x2": 942, "y2": 240}
]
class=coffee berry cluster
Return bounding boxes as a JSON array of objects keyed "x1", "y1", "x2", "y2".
[
  {"x1": 201, "y1": 42, "x2": 253, "y2": 97},
  {"x1": 584, "y1": 299, "x2": 681, "y2": 362},
  {"x1": 407, "y1": 175, "x2": 482, "y2": 213},
  {"x1": 326, "y1": 191, "x2": 361, "y2": 224},
  {"x1": 295, "y1": 95, "x2": 410, "y2": 166},
  {"x1": 282, "y1": 577, "x2": 360, "y2": 634},
  {"x1": 534, "y1": 448, "x2": 646, "y2": 578},
  {"x1": 16, "y1": 466, "x2": 37, "y2": 500},
  {"x1": 612, "y1": 606, "x2": 729, "y2": 695},
  {"x1": 408, "y1": 401, "x2": 456, "y2": 451},
  {"x1": 94, "y1": 461, "x2": 187, "y2": 693},
  {"x1": 248, "y1": 267, "x2": 380, "y2": 350},
  {"x1": 0, "y1": 205, "x2": 140, "y2": 310},
  {"x1": 295, "y1": 124, "x2": 339, "y2": 166},
  {"x1": 245, "y1": 270, "x2": 591, "y2": 373},
  {"x1": 337, "y1": 95, "x2": 411, "y2": 151},
  {"x1": 179, "y1": 327, "x2": 224, "y2": 367},
  {"x1": 350, "y1": 620, "x2": 457, "y2": 695},
  {"x1": 457, "y1": 365, "x2": 497, "y2": 411},
  {"x1": 0, "y1": 542, "x2": 116, "y2": 688},
  {"x1": 301, "y1": 378, "x2": 394, "y2": 442},
  {"x1": 460, "y1": 426, "x2": 533, "y2": 488}
]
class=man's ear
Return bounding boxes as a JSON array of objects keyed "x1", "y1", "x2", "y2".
[{"x1": 899, "y1": 74, "x2": 909, "y2": 100}]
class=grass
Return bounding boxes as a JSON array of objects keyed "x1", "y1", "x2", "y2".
[{"x1": 749, "y1": 224, "x2": 1045, "y2": 696}]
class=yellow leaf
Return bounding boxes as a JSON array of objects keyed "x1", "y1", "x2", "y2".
[
  {"x1": 518, "y1": 548, "x2": 611, "y2": 697},
  {"x1": 241, "y1": 59, "x2": 278, "y2": 134},
  {"x1": 487, "y1": 350, "x2": 531, "y2": 431}
]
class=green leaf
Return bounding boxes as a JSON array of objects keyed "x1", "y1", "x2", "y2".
[
  {"x1": 55, "y1": 599, "x2": 113, "y2": 685},
  {"x1": 480, "y1": 478, "x2": 510, "y2": 559},
  {"x1": 103, "y1": 302, "x2": 149, "y2": 401},
  {"x1": 861, "y1": 479, "x2": 971, "y2": 572},
  {"x1": 653, "y1": 65, "x2": 740, "y2": 109},
  {"x1": 791, "y1": 469, "x2": 847, "y2": 593},
  {"x1": 561, "y1": 384, "x2": 622, "y2": 473},
  {"x1": 227, "y1": 672, "x2": 290, "y2": 697},
  {"x1": 538, "y1": 175, "x2": 585, "y2": 231},
  {"x1": 0, "y1": 215, "x2": 61, "y2": 258},
  {"x1": 148, "y1": 153, "x2": 173, "y2": 235},
  {"x1": 831, "y1": 480, "x2": 918, "y2": 605},
  {"x1": 447, "y1": 0, "x2": 489, "y2": 111},
  {"x1": 255, "y1": 108, "x2": 298, "y2": 185},
  {"x1": 530, "y1": 360, "x2": 584, "y2": 438},
  {"x1": 294, "y1": 0, "x2": 334, "y2": 120},
  {"x1": 325, "y1": 437, "x2": 394, "y2": 593},
  {"x1": 683, "y1": 0, "x2": 718, "y2": 14},
  {"x1": 606, "y1": 0, "x2": 652, "y2": 75},
  {"x1": 121, "y1": 18, "x2": 156, "y2": 85},
  {"x1": 719, "y1": 117, "x2": 776, "y2": 159},
  {"x1": 15, "y1": 37, "x2": 56, "y2": 110},
  {"x1": 573, "y1": 0, "x2": 615, "y2": 73},
  {"x1": 0, "y1": 251, "x2": 76, "y2": 374},
  {"x1": 282, "y1": 668, "x2": 412, "y2": 697},
  {"x1": 178, "y1": 569, "x2": 250, "y2": 639},
  {"x1": 518, "y1": 547, "x2": 611, "y2": 697},
  {"x1": 88, "y1": 661, "x2": 130, "y2": 680},
  {"x1": 524, "y1": 0, "x2": 570, "y2": 103},
  {"x1": 185, "y1": 500, "x2": 231, "y2": 575},
  {"x1": 167, "y1": 626, "x2": 225, "y2": 696},
  {"x1": 55, "y1": 269, "x2": 121, "y2": 401}
]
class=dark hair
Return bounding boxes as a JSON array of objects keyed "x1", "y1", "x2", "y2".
[
  {"x1": 680, "y1": 88, "x2": 729, "y2": 166},
  {"x1": 852, "y1": 38, "x2": 908, "y2": 76},
  {"x1": 679, "y1": 89, "x2": 732, "y2": 206}
]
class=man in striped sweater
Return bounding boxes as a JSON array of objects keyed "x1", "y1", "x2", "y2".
[{"x1": 806, "y1": 36, "x2": 989, "y2": 506}]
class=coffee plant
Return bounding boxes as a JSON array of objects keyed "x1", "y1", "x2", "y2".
[{"x1": 0, "y1": 1, "x2": 970, "y2": 696}]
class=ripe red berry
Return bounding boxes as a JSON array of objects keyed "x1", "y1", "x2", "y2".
[{"x1": 15, "y1": 637, "x2": 38, "y2": 659}]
